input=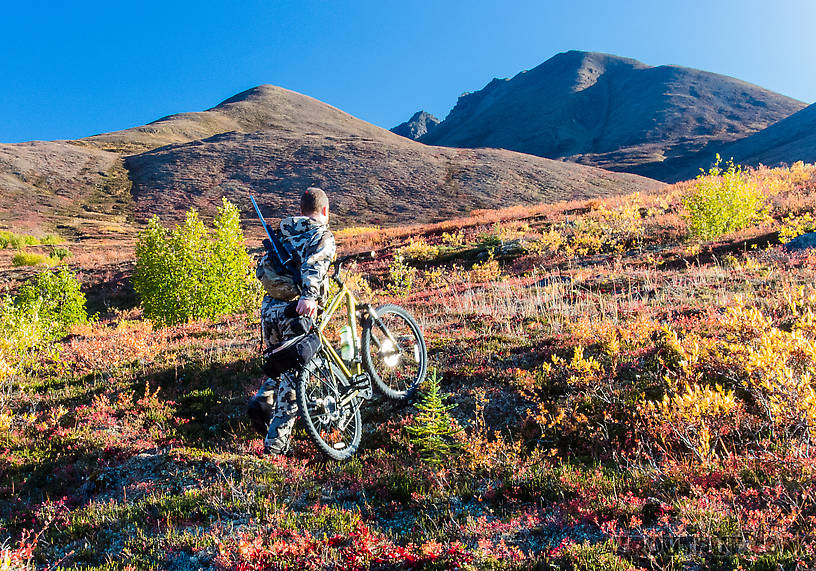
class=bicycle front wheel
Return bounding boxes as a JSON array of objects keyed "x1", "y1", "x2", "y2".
[
  {"x1": 361, "y1": 304, "x2": 427, "y2": 401},
  {"x1": 296, "y1": 352, "x2": 362, "y2": 461}
]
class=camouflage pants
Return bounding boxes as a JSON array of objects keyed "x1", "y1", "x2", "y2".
[{"x1": 250, "y1": 297, "x2": 303, "y2": 454}]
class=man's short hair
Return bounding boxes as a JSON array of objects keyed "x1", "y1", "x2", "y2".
[{"x1": 301, "y1": 187, "x2": 329, "y2": 215}]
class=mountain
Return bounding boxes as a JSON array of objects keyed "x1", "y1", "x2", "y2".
[
  {"x1": 80, "y1": 85, "x2": 390, "y2": 154},
  {"x1": 420, "y1": 51, "x2": 806, "y2": 181},
  {"x1": 0, "y1": 85, "x2": 662, "y2": 236},
  {"x1": 634, "y1": 101, "x2": 816, "y2": 182},
  {"x1": 709, "y1": 101, "x2": 816, "y2": 168},
  {"x1": 391, "y1": 111, "x2": 440, "y2": 140}
]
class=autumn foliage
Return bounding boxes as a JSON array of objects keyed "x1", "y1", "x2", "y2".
[{"x1": 3, "y1": 162, "x2": 816, "y2": 569}]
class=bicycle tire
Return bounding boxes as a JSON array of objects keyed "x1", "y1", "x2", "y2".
[
  {"x1": 296, "y1": 351, "x2": 362, "y2": 461},
  {"x1": 361, "y1": 304, "x2": 427, "y2": 401}
]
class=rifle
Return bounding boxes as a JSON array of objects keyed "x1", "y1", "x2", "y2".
[{"x1": 250, "y1": 195, "x2": 299, "y2": 282}]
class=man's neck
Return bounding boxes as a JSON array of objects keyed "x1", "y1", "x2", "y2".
[{"x1": 305, "y1": 214, "x2": 328, "y2": 225}]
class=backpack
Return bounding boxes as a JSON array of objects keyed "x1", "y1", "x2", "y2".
[{"x1": 256, "y1": 232, "x2": 301, "y2": 301}]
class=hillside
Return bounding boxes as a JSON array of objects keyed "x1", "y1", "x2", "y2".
[
  {"x1": 4, "y1": 163, "x2": 816, "y2": 568},
  {"x1": 0, "y1": 141, "x2": 128, "y2": 236},
  {"x1": 79, "y1": 85, "x2": 391, "y2": 154},
  {"x1": 124, "y1": 125, "x2": 661, "y2": 227},
  {"x1": 0, "y1": 84, "x2": 662, "y2": 238},
  {"x1": 420, "y1": 50, "x2": 805, "y2": 181},
  {"x1": 636, "y1": 102, "x2": 816, "y2": 182},
  {"x1": 705, "y1": 101, "x2": 816, "y2": 170}
]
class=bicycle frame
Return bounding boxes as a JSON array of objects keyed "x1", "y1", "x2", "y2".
[
  {"x1": 315, "y1": 282, "x2": 364, "y2": 406},
  {"x1": 311, "y1": 254, "x2": 404, "y2": 409}
]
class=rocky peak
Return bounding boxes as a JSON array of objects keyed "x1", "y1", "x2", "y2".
[{"x1": 391, "y1": 111, "x2": 441, "y2": 140}]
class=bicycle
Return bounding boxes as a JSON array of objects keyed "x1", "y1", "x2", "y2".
[{"x1": 295, "y1": 253, "x2": 428, "y2": 460}]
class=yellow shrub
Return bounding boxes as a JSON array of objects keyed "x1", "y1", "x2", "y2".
[
  {"x1": 699, "y1": 304, "x2": 816, "y2": 442},
  {"x1": 570, "y1": 200, "x2": 644, "y2": 255},
  {"x1": 525, "y1": 228, "x2": 565, "y2": 256},
  {"x1": 721, "y1": 303, "x2": 773, "y2": 342},
  {"x1": 499, "y1": 222, "x2": 530, "y2": 241},
  {"x1": 568, "y1": 346, "x2": 602, "y2": 386},
  {"x1": 646, "y1": 383, "x2": 739, "y2": 460},
  {"x1": 11, "y1": 251, "x2": 52, "y2": 267},
  {"x1": 783, "y1": 285, "x2": 816, "y2": 318},
  {"x1": 794, "y1": 308, "x2": 816, "y2": 336},
  {"x1": 441, "y1": 230, "x2": 465, "y2": 248},
  {"x1": 334, "y1": 225, "x2": 381, "y2": 239},
  {"x1": 420, "y1": 267, "x2": 446, "y2": 289},
  {"x1": 757, "y1": 161, "x2": 815, "y2": 195},
  {"x1": 778, "y1": 211, "x2": 816, "y2": 244},
  {"x1": 741, "y1": 327, "x2": 816, "y2": 439},
  {"x1": 0, "y1": 409, "x2": 12, "y2": 433},
  {"x1": 469, "y1": 250, "x2": 501, "y2": 282},
  {"x1": 400, "y1": 238, "x2": 440, "y2": 262}
]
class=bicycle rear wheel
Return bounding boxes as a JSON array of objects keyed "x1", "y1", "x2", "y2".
[
  {"x1": 361, "y1": 304, "x2": 427, "y2": 401},
  {"x1": 296, "y1": 352, "x2": 362, "y2": 461}
]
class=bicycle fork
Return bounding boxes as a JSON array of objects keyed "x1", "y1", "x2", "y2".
[{"x1": 360, "y1": 305, "x2": 403, "y2": 354}]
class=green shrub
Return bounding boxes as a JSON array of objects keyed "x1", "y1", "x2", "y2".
[
  {"x1": 386, "y1": 251, "x2": 415, "y2": 298},
  {"x1": 0, "y1": 230, "x2": 43, "y2": 249},
  {"x1": 406, "y1": 369, "x2": 460, "y2": 466},
  {"x1": 683, "y1": 156, "x2": 768, "y2": 240},
  {"x1": 49, "y1": 246, "x2": 71, "y2": 262},
  {"x1": 11, "y1": 251, "x2": 50, "y2": 267},
  {"x1": 40, "y1": 233, "x2": 64, "y2": 246},
  {"x1": 134, "y1": 198, "x2": 258, "y2": 326},
  {"x1": 0, "y1": 295, "x2": 45, "y2": 368},
  {"x1": 15, "y1": 267, "x2": 87, "y2": 339}
]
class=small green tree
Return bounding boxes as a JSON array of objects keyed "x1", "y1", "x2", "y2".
[
  {"x1": 15, "y1": 267, "x2": 87, "y2": 339},
  {"x1": 683, "y1": 155, "x2": 769, "y2": 240},
  {"x1": 406, "y1": 369, "x2": 460, "y2": 466},
  {"x1": 134, "y1": 198, "x2": 258, "y2": 326},
  {"x1": 387, "y1": 250, "x2": 414, "y2": 297}
]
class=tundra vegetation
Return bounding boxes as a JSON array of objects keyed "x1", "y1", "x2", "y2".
[{"x1": 2, "y1": 161, "x2": 816, "y2": 569}]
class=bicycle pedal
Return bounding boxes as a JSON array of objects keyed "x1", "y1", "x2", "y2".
[{"x1": 349, "y1": 373, "x2": 373, "y2": 400}]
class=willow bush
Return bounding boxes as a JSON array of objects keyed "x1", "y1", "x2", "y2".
[
  {"x1": 134, "y1": 198, "x2": 258, "y2": 326},
  {"x1": 16, "y1": 267, "x2": 87, "y2": 339},
  {"x1": 683, "y1": 155, "x2": 768, "y2": 240}
]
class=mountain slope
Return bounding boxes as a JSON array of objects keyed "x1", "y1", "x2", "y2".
[
  {"x1": 0, "y1": 84, "x2": 663, "y2": 237},
  {"x1": 712, "y1": 101, "x2": 816, "y2": 167},
  {"x1": 125, "y1": 129, "x2": 662, "y2": 227},
  {"x1": 637, "y1": 101, "x2": 816, "y2": 182},
  {"x1": 79, "y1": 85, "x2": 391, "y2": 154},
  {"x1": 420, "y1": 51, "x2": 805, "y2": 181},
  {"x1": 0, "y1": 141, "x2": 125, "y2": 233}
]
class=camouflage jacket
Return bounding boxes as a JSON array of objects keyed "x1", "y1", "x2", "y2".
[{"x1": 271, "y1": 216, "x2": 335, "y2": 302}]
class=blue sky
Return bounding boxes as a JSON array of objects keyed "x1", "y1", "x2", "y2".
[{"x1": 1, "y1": 0, "x2": 814, "y2": 143}]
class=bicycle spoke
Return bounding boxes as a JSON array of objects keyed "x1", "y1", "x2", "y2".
[
  {"x1": 362, "y1": 305, "x2": 427, "y2": 401},
  {"x1": 297, "y1": 352, "x2": 362, "y2": 459}
]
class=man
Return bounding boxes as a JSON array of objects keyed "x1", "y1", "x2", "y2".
[{"x1": 247, "y1": 187, "x2": 336, "y2": 454}]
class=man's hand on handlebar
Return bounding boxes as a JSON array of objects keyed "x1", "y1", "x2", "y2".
[{"x1": 296, "y1": 297, "x2": 318, "y2": 319}]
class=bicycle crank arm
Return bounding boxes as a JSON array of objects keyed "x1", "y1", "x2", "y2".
[{"x1": 339, "y1": 390, "x2": 360, "y2": 408}]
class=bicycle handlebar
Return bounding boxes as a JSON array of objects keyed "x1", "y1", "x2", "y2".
[{"x1": 332, "y1": 250, "x2": 376, "y2": 282}]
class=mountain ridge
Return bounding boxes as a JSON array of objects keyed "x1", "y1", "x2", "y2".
[
  {"x1": 0, "y1": 83, "x2": 663, "y2": 235},
  {"x1": 420, "y1": 50, "x2": 806, "y2": 180}
]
